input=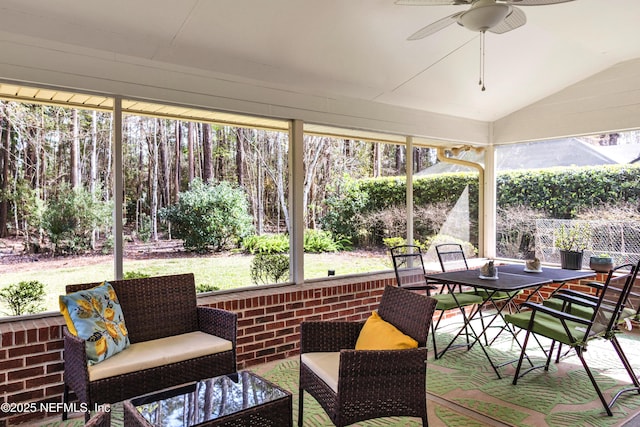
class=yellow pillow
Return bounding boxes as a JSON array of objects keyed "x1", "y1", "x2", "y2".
[{"x1": 355, "y1": 311, "x2": 418, "y2": 350}]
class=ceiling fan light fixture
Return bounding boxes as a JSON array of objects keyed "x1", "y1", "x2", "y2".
[{"x1": 458, "y1": 2, "x2": 511, "y2": 32}]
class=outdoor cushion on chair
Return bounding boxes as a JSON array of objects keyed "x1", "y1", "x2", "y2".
[
  {"x1": 298, "y1": 285, "x2": 437, "y2": 427},
  {"x1": 88, "y1": 331, "x2": 232, "y2": 381}
]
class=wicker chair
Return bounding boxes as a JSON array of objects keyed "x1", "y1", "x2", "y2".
[
  {"x1": 84, "y1": 406, "x2": 110, "y2": 427},
  {"x1": 298, "y1": 285, "x2": 437, "y2": 427},
  {"x1": 62, "y1": 273, "x2": 237, "y2": 422}
]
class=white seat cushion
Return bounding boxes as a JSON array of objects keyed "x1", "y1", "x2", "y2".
[
  {"x1": 88, "y1": 331, "x2": 233, "y2": 381},
  {"x1": 301, "y1": 352, "x2": 340, "y2": 393}
]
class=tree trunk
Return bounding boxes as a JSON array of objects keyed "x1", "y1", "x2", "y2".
[
  {"x1": 174, "y1": 121, "x2": 182, "y2": 200},
  {"x1": 236, "y1": 127, "x2": 245, "y2": 187},
  {"x1": 150, "y1": 120, "x2": 159, "y2": 241},
  {"x1": 159, "y1": 120, "x2": 171, "y2": 208},
  {"x1": 256, "y1": 162, "x2": 264, "y2": 235},
  {"x1": 373, "y1": 142, "x2": 381, "y2": 178},
  {"x1": 188, "y1": 121, "x2": 195, "y2": 183},
  {"x1": 202, "y1": 123, "x2": 213, "y2": 183},
  {"x1": 105, "y1": 114, "x2": 113, "y2": 202},
  {"x1": 396, "y1": 145, "x2": 404, "y2": 174},
  {"x1": 215, "y1": 127, "x2": 224, "y2": 179},
  {"x1": 0, "y1": 105, "x2": 9, "y2": 237},
  {"x1": 273, "y1": 132, "x2": 289, "y2": 231},
  {"x1": 70, "y1": 109, "x2": 80, "y2": 188},
  {"x1": 303, "y1": 136, "x2": 326, "y2": 229},
  {"x1": 90, "y1": 110, "x2": 98, "y2": 249}
]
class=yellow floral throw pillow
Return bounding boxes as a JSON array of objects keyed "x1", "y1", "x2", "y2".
[
  {"x1": 355, "y1": 311, "x2": 418, "y2": 350},
  {"x1": 60, "y1": 282, "x2": 129, "y2": 365}
]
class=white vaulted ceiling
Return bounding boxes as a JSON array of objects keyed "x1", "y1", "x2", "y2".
[{"x1": 0, "y1": 0, "x2": 639, "y2": 145}]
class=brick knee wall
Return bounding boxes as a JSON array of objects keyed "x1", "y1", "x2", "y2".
[{"x1": 0, "y1": 272, "x2": 396, "y2": 425}]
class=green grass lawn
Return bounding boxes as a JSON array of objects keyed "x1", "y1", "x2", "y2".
[{"x1": 0, "y1": 251, "x2": 391, "y2": 317}]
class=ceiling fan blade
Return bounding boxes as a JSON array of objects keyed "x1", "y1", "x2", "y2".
[
  {"x1": 488, "y1": 6, "x2": 526, "y2": 34},
  {"x1": 395, "y1": 0, "x2": 471, "y2": 5},
  {"x1": 407, "y1": 12, "x2": 463, "y2": 40},
  {"x1": 505, "y1": 0, "x2": 574, "y2": 5}
]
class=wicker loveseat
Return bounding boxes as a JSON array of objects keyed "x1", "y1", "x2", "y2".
[{"x1": 62, "y1": 273, "x2": 237, "y2": 421}]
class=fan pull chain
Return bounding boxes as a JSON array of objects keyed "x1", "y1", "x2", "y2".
[{"x1": 479, "y1": 31, "x2": 486, "y2": 91}]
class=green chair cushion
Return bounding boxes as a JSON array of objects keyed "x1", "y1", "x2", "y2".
[
  {"x1": 464, "y1": 289, "x2": 521, "y2": 301},
  {"x1": 505, "y1": 310, "x2": 600, "y2": 346},
  {"x1": 543, "y1": 297, "x2": 594, "y2": 320},
  {"x1": 433, "y1": 293, "x2": 483, "y2": 311},
  {"x1": 544, "y1": 297, "x2": 636, "y2": 323}
]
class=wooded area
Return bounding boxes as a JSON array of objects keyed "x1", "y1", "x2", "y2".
[{"x1": 0, "y1": 101, "x2": 436, "y2": 254}]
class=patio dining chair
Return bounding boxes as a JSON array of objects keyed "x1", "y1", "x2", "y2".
[
  {"x1": 436, "y1": 243, "x2": 521, "y2": 345},
  {"x1": 298, "y1": 285, "x2": 437, "y2": 426},
  {"x1": 541, "y1": 260, "x2": 640, "y2": 363},
  {"x1": 505, "y1": 263, "x2": 640, "y2": 416},
  {"x1": 390, "y1": 244, "x2": 483, "y2": 359}
]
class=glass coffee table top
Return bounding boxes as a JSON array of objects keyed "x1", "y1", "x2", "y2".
[{"x1": 130, "y1": 371, "x2": 290, "y2": 427}]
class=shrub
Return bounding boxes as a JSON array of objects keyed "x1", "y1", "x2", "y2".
[
  {"x1": 382, "y1": 236, "x2": 407, "y2": 250},
  {"x1": 357, "y1": 203, "x2": 453, "y2": 247},
  {"x1": 161, "y1": 179, "x2": 254, "y2": 253},
  {"x1": 321, "y1": 173, "x2": 479, "y2": 246},
  {"x1": 304, "y1": 229, "x2": 340, "y2": 253},
  {"x1": 382, "y1": 234, "x2": 476, "y2": 261},
  {"x1": 196, "y1": 283, "x2": 220, "y2": 293},
  {"x1": 322, "y1": 164, "x2": 640, "y2": 250},
  {"x1": 242, "y1": 230, "x2": 351, "y2": 254},
  {"x1": 497, "y1": 164, "x2": 640, "y2": 218},
  {"x1": 421, "y1": 234, "x2": 477, "y2": 259},
  {"x1": 320, "y1": 178, "x2": 369, "y2": 244},
  {"x1": 42, "y1": 184, "x2": 112, "y2": 255},
  {"x1": 250, "y1": 253, "x2": 290, "y2": 284},
  {"x1": 496, "y1": 205, "x2": 547, "y2": 259},
  {"x1": 242, "y1": 234, "x2": 289, "y2": 254},
  {"x1": 123, "y1": 271, "x2": 151, "y2": 279},
  {"x1": 576, "y1": 201, "x2": 640, "y2": 221},
  {"x1": 0, "y1": 281, "x2": 46, "y2": 316},
  {"x1": 356, "y1": 206, "x2": 406, "y2": 248}
]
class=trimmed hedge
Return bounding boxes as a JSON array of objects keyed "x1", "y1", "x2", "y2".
[
  {"x1": 320, "y1": 164, "x2": 640, "y2": 246},
  {"x1": 497, "y1": 164, "x2": 640, "y2": 218}
]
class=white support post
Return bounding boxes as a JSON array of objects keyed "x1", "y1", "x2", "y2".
[
  {"x1": 289, "y1": 119, "x2": 304, "y2": 284},
  {"x1": 484, "y1": 145, "x2": 497, "y2": 259},
  {"x1": 406, "y1": 137, "x2": 414, "y2": 246},
  {"x1": 113, "y1": 97, "x2": 124, "y2": 280}
]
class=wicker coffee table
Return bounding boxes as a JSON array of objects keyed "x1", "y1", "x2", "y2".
[{"x1": 123, "y1": 371, "x2": 292, "y2": 426}]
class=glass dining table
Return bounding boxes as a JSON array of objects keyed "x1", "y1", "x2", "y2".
[{"x1": 424, "y1": 265, "x2": 597, "y2": 378}]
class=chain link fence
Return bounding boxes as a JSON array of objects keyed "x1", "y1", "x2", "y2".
[{"x1": 535, "y1": 219, "x2": 640, "y2": 267}]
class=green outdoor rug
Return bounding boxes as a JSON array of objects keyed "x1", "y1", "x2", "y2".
[
  {"x1": 35, "y1": 328, "x2": 640, "y2": 427},
  {"x1": 252, "y1": 328, "x2": 640, "y2": 427}
]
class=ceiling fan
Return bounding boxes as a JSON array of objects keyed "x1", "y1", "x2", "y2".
[
  {"x1": 396, "y1": 0, "x2": 574, "y2": 90},
  {"x1": 397, "y1": 0, "x2": 575, "y2": 40}
]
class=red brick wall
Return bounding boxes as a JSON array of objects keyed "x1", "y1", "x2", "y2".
[
  {"x1": 197, "y1": 273, "x2": 396, "y2": 367},
  {"x1": 0, "y1": 272, "x2": 395, "y2": 425}
]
